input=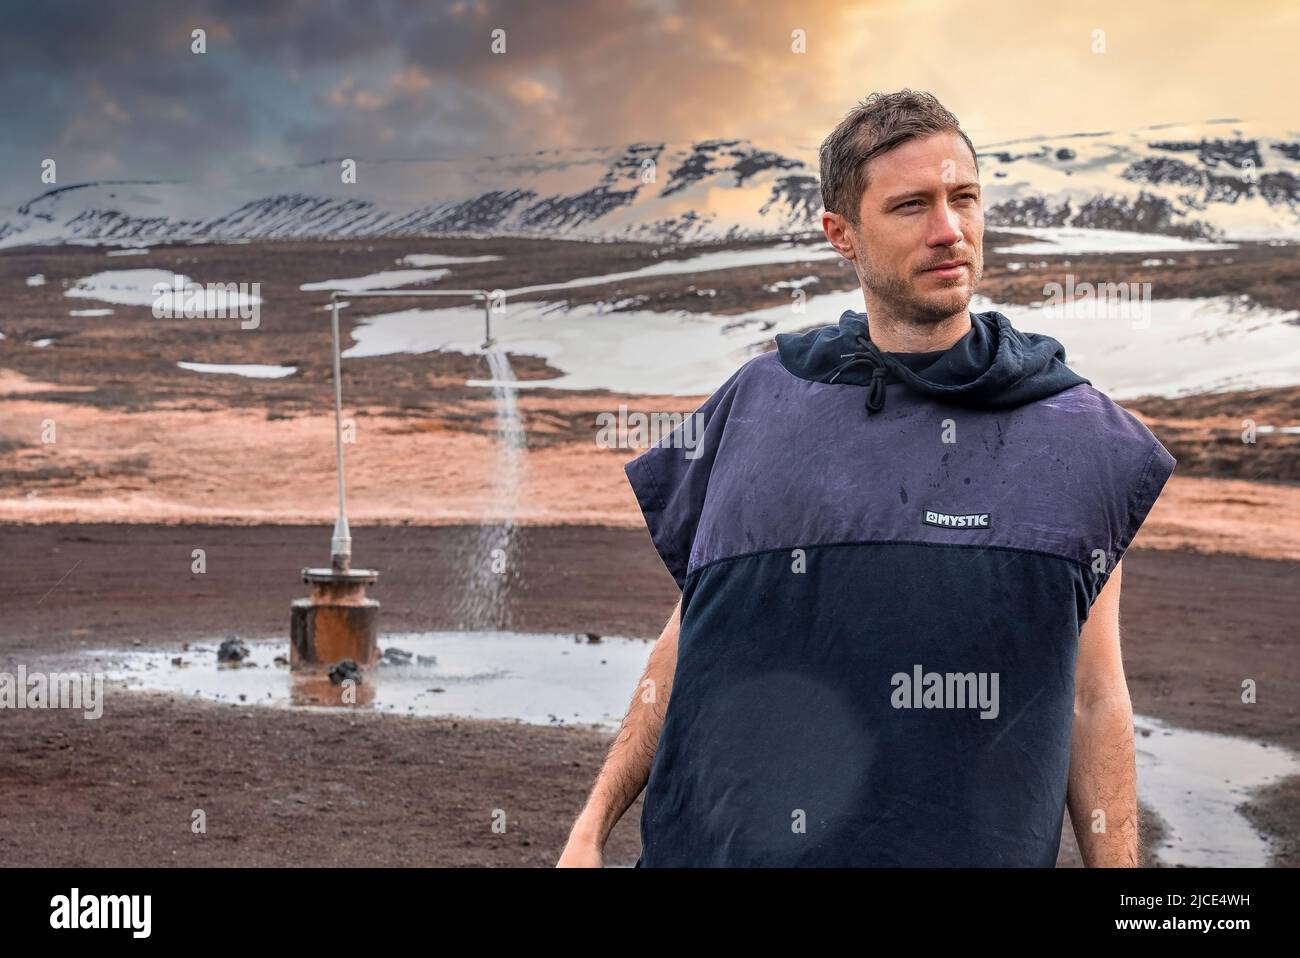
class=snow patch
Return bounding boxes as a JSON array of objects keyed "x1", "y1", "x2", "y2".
[{"x1": 176, "y1": 362, "x2": 297, "y2": 379}]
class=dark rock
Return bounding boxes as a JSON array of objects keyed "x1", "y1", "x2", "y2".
[
  {"x1": 329, "y1": 659, "x2": 363, "y2": 686},
  {"x1": 217, "y1": 636, "x2": 249, "y2": 663}
]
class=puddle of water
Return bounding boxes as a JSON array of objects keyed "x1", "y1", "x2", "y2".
[
  {"x1": 1134, "y1": 713, "x2": 1300, "y2": 868},
  {"x1": 74, "y1": 640, "x2": 1299, "y2": 865},
  {"x1": 87, "y1": 632, "x2": 651, "y2": 730}
]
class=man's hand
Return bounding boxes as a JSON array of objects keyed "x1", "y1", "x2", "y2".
[{"x1": 556, "y1": 833, "x2": 604, "y2": 868}]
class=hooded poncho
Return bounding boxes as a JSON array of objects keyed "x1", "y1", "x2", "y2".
[{"x1": 625, "y1": 307, "x2": 1176, "y2": 867}]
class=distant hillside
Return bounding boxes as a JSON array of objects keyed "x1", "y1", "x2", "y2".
[{"x1": 2, "y1": 119, "x2": 1297, "y2": 248}]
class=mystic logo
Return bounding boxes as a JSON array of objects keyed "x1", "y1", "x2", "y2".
[{"x1": 922, "y1": 509, "x2": 991, "y2": 529}]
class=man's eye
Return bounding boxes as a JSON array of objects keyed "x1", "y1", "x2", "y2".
[{"x1": 898, "y1": 200, "x2": 921, "y2": 210}]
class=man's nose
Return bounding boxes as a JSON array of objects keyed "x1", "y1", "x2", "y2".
[{"x1": 927, "y1": 201, "x2": 964, "y2": 246}]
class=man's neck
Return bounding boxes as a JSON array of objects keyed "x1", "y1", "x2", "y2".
[{"x1": 861, "y1": 300, "x2": 973, "y2": 353}]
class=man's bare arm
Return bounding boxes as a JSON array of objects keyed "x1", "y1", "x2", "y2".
[
  {"x1": 556, "y1": 598, "x2": 681, "y2": 866},
  {"x1": 1067, "y1": 559, "x2": 1140, "y2": 867}
]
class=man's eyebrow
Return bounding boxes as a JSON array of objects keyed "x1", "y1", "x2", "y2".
[{"x1": 880, "y1": 182, "x2": 982, "y2": 206}]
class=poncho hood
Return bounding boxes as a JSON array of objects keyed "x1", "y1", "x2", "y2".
[{"x1": 775, "y1": 308, "x2": 1090, "y2": 414}]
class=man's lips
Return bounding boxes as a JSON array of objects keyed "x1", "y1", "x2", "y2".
[{"x1": 921, "y1": 261, "x2": 970, "y2": 281}]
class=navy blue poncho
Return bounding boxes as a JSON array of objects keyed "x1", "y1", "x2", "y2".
[{"x1": 625, "y1": 307, "x2": 1176, "y2": 867}]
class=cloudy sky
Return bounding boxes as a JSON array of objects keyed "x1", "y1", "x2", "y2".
[{"x1": 1, "y1": 0, "x2": 1295, "y2": 205}]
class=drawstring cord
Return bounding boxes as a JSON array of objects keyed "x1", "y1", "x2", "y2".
[{"x1": 824, "y1": 333, "x2": 889, "y2": 414}]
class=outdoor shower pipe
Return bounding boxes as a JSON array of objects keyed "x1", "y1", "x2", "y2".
[{"x1": 325, "y1": 287, "x2": 496, "y2": 570}]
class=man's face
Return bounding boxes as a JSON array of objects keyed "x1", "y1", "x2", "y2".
[{"x1": 823, "y1": 131, "x2": 984, "y2": 325}]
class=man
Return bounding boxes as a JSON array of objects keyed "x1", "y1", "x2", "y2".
[{"x1": 558, "y1": 89, "x2": 1175, "y2": 868}]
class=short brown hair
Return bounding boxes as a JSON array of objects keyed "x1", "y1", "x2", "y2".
[{"x1": 819, "y1": 89, "x2": 978, "y2": 227}]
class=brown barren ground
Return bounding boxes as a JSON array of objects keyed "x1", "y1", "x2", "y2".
[{"x1": 2, "y1": 237, "x2": 1297, "y2": 868}]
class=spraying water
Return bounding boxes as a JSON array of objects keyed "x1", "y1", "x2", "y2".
[{"x1": 450, "y1": 347, "x2": 527, "y2": 629}]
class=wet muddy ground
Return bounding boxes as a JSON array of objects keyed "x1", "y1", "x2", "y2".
[{"x1": 0, "y1": 523, "x2": 1296, "y2": 867}]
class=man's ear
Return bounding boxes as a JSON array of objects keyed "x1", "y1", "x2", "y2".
[{"x1": 822, "y1": 211, "x2": 857, "y2": 260}]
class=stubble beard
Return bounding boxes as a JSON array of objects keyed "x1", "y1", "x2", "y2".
[{"x1": 856, "y1": 235, "x2": 982, "y2": 327}]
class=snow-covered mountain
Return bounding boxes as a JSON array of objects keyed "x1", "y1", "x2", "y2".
[{"x1": 2, "y1": 119, "x2": 1297, "y2": 249}]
